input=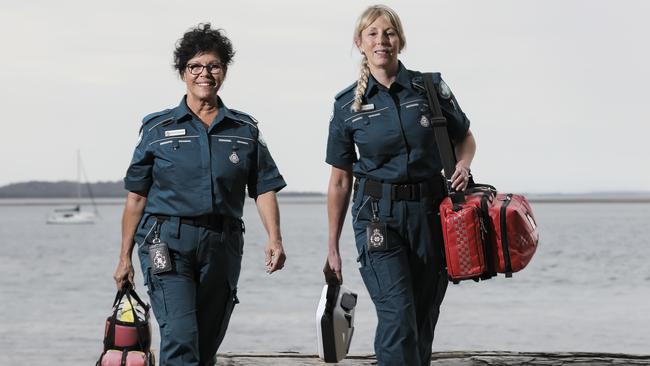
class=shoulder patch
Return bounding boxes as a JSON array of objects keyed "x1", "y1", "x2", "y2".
[
  {"x1": 142, "y1": 109, "x2": 172, "y2": 125},
  {"x1": 438, "y1": 79, "x2": 452, "y2": 100},
  {"x1": 334, "y1": 82, "x2": 357, "y2": 100}
]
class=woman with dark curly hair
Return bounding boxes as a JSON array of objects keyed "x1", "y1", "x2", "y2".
[{"x1": 113, "y1": 23, "x2": 287, "y2": 365}]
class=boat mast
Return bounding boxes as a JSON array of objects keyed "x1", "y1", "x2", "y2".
[{"x1": 76, "y1": 149, "x2": 81, "y2": 207}]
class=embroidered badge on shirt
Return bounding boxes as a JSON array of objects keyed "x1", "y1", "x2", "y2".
[
  {"x1": 229, "y1": 151, "x2": 240, "y2": 164},
  {"x1": 360, "y1": 103, "x2": 375, "y2": 111},
  {"x1": 420, "y1": 115, "x2": 430, "y2": 127},
  {"x1": 164, "y1": 129, "x2": 186, "y2": 137}
]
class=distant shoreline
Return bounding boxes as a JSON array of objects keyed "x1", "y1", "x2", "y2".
[{"x1": 1, "y1": 195, "x2": 650, "y2": 207}]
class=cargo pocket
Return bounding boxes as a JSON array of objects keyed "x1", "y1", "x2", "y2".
[
  {"x1": 144, "y1": 269, "x2": 168, "y2": 327},
  {"x1": 359, "y1": 265, "x2": 382, "y2": 303},
  {"x1": 357, "y1": 248, "x2": 382, "y2": 303},
  {"x1": 214, "y1": 286, "x2": 239, "y2": 347}
]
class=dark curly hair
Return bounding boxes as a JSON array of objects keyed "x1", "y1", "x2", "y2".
[{"x1": 173, "y1": 23, "x2": 235, "y2": 77}]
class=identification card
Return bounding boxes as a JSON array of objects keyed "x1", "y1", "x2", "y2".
[
  {"x1": 366, "y1": 221, "x2": 389, "y2": 252},
  {"x1": 149, "y1": 241, "x2": 172, "y2": 274}
]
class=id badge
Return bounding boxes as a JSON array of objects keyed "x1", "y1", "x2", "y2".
[
  {"x1": 366, "y1": 221, "x2": 389, "y2": 252},
  {"x1": 149, "y1": 241, "x2": 172, "y2": 274}
]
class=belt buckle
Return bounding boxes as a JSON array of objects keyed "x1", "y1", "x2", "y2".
[{"x1": 393, "y1": 184, "x2": 413, "y2": 200}]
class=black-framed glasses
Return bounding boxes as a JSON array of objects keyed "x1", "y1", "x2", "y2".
[{"x1": 186, "y1": 63, "x2": 223, "y2": 75}]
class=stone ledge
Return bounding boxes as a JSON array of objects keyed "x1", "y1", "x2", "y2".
[{"x1": 216, "y1": 351, "x2": 650, "y2": 365}]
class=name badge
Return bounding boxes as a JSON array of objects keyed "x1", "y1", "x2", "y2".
[
  {"x1": 164, "y1": 129, "x2": 186, "y2": 137},
  {"x1": 360, "y1": 104, "x2": 375, "y2": 111}
]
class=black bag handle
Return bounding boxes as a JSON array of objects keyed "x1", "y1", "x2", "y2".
[
  {"x1": 465, "y1": 183, "x2": 497, "y2": 195},
  {"x1": 104, "y1": 283, "x2": 151, "y2": 352},
  {"x1": 422, "y1": 73, "x2": 465, "y2": 205},
  {"x1": 124, "y1": 286, "x2": 150, "y2": 352}
]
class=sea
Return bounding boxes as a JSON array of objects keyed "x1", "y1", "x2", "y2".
[{"x1": 0, "y1": 196, "x2": 649, "y2": 364}]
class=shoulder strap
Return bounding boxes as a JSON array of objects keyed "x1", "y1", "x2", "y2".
[{"x1": 423, "y1": 73, "x2": 465, "y2": 203}]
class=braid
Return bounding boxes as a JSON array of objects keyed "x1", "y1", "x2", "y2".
[{"x1": 351, "y1": 56, "x2": 370, "y2": 112}]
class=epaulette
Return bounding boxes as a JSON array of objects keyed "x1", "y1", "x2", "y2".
[
  {"x1": 411, "y1": 72, "x2": 441, "y2": 92},
  {"x1": 334, "y1": 82, "x2": 357, "y2": 100},
  {"x1": 230, "y1": 109, "x2": 259, "y2": 128},
  {"x1": 142, "y1": 109, "x2": 172, "y2": 125}
]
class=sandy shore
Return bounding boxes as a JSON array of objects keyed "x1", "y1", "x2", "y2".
[{"x1": 216, "y1": 351, "x2": 650, "y2": 365}]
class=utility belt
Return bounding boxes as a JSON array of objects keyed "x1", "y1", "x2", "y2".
[
  {"x1": 150, "y1": 214, "x2": 244, "y2": 233},
  {"x1": 355, "y1": 175, "x2": 445, "y2": 201},
  {"x1": 352, "y1": 175, "x2": 445, "y2": 255}
]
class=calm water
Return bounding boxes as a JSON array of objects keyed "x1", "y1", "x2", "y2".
[{"x1": 0, "y1": 197, "x2": 649, "y2": 364}]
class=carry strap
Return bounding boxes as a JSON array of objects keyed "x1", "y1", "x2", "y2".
[
  {"x1": 422, "y1": 73, "x2": 465, "y2": 204},
  {"x1": 105, "y1": 283, "x2": 150, "y2": 351},
  {"x1": 124, "y1": 287, "x2": 150, "y2": 352},
  {"x1": 105, "y1": 286, "x2": 128, "y2": 350},
  {"x1": 121, "y1": 349, "x2": 128, "y2": 366}
]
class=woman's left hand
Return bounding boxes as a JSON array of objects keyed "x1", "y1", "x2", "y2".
[
  {"x1": 265, "y1": 239, "x2": 286, "y2": 274},
  {"x1": 450, "y1": 163, "x2": 471, "y2": 191}
]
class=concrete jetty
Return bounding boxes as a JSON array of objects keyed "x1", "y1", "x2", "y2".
[{"x1": 216, "y1": 351, "x2": 650, "y2": 365}]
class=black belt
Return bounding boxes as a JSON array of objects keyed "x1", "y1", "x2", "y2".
[
  {"x1": 359, "y1": 177, "x2": 444, "y2": 201},
  {"x1": 152, "y1": 214, "x2": 243, "y2": 232}
]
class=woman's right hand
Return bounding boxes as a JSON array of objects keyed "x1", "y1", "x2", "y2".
[
  {"x1": 113, "y1": 257, "x2": 135, "y2": 290},
  {"x1": 324, "y1": 251, "x2": 343, "y2": 285}
]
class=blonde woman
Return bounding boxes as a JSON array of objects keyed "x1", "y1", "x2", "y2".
[{"x1": 325, "y1": 5, "x2": 476, "y2": 365}]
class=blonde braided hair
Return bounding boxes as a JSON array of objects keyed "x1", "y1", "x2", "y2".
[{"x1": 351, "y1": 55, "x2": 370, "y2": 112}]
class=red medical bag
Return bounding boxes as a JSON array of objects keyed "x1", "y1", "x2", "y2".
[
  {"x1": 439, "y1": 185, "x2": 539, "y2": 282},
  {"x1": 422, "y1": 72, "x2": 539, "y2": 283}
]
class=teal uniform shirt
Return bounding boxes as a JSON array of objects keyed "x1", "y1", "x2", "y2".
[
  {"x1": 125, "y1": 96, "x2": 286, "y2": 218},
  {"x1": 326, "y1": 62, "x2": 469, "y2": 183}
]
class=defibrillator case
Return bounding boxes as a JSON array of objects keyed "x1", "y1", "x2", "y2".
[{"x1": 316, "y1": 284, "x2": 357, "y2": 363}]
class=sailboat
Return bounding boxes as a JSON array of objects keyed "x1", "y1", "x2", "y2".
[{"x1": 46, "y1": 151, "x2": 99, "y2": 224}]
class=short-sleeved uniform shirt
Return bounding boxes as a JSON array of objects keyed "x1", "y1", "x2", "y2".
[
  {"x1": 326, "y1": 63, "x2": 470, "y2": 183},
  {"x1": 124, "y1": 96, "x2": 286, "y2": 218}
]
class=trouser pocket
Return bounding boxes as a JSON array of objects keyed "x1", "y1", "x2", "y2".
[{"x1": 214, "y1": 286, "x2": 239, "y2": 348}]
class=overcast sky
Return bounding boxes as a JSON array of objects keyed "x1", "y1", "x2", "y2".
[{"x1": 1, "y1": 0, "x2": 648, "y2": 193}]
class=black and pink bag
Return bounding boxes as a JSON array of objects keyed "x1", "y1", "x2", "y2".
[{"x1": 96, "y1": 285, "x2": 154, "y2": 366}]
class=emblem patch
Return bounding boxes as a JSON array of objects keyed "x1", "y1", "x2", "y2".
[
  {"x1": 438, "y1": 80, "x2": 452, "y2": 99},
  {"x1": 370, "y1": 228, "x2": 384, "y2": 248},
  {"x1": 153, "y1": 249, "x2": 167, "y2": 269},
  {"x1": 229, "y1": 151, "x2": 240, "y2": 164},
  {"x1": 149, "y1": 241, "x2": 172, "y2": 274},
  {"x1": 366, "y1": 220, "x2": 388, "y2": 252},
  {"x1": 420, "y1": 115, "x2": 430, "y2": 127}
]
